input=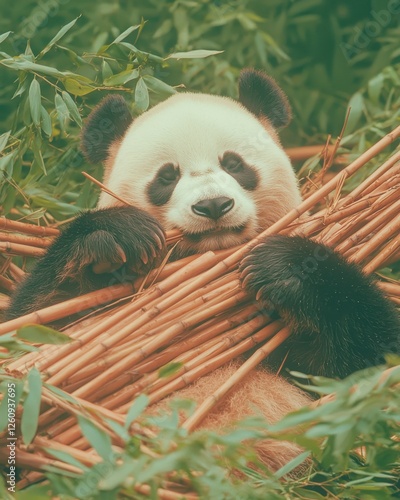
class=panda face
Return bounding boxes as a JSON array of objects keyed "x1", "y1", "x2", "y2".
[{"x1": 97, "y1": 93, "x2": 302, "y2": 255}]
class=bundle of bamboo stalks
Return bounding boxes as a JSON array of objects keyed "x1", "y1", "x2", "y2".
[{"x1": 0, "y1": 128, "x2": 400, "y2": 498}]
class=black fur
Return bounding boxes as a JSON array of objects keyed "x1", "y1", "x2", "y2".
[
  {"x1": 239, "y1": 69, "x2": 292, "y2": 128},
  {"x1": 240, "y1": 235, "x2": 400, "y2": 378},
  {"x1": 147, "y1": 163, "x2": 180, "y2": 206},
  {"x1": 81, "y1": 95, "x2": 132, "y2": 164},
  {"x1": 220, "y1": 151, "x2": 259, "y2": 191},
  {"x1": 6, "y1": 207, "x2": 166, "y2": 319}
]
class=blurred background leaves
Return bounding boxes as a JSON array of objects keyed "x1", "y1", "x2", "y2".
[
  {"x1": 0, "y1": 2, "x2": 400, "y2": 497},
  {"x1": 1, "y1": 0, "x2": 399, "y2": 223}
]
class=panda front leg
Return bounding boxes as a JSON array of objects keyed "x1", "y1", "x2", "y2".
[
  {"x1": 240, "y1": 235, "x2": 400, "y2": 379},
  {"x1": 6, "y1": 206, "x2": 166, "y2": 319}
]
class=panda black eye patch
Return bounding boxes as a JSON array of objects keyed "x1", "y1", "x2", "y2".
[
  {"x1": 147, "y1": 163, "x2": 180, "y2": 206},
  {"x1": 220, "y1": 151, "x2": 259, "y2": 191}
]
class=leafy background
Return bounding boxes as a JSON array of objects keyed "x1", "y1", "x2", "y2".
[
  {"x1": 1, "y1": 0, "x2": 400, "y2": 222},
  {"x1": 0, "y1": 0, "x2": 399, "y2": 498}
]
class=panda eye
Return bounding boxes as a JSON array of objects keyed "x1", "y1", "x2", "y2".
[
  {"x1": 220, "y1": 152, "x2": 244, "y2": 173},
  {"x1": 158, "y1": 163, "x2": 179, "y2": 184}
]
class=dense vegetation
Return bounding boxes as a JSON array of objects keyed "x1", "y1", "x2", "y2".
[{"x1": 0, "y1": 1, "x2": 399, "y2": 498}]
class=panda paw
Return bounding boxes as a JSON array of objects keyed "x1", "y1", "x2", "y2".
[
  {"x1": 239, "y1": 235, "x2": 400, "y2": 377},
  {"x1": 239, "y1": 235, "x2": 328, "y2": 322},
  {"x1": 59, "y1": 206, "x2": 167, "y2": 280},
  {"x1": 6, "y1": 207, "x2": 166, "y2": 319}
]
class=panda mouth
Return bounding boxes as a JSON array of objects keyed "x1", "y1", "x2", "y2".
[{"x1": 183, "y1": 223, "x2": 247, "y2": 243}]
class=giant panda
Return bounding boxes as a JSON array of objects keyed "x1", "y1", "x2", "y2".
[{"x1": 7, "y1": 69, "x2": 400, "y2": 472}]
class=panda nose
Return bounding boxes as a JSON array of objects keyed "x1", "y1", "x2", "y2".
[{"x1": 191, "y1": 197, "x2": 234, "y2": 220}]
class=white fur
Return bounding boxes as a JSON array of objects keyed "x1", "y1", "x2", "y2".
[{"x1": 98, "y1": 92, "x2": 302, "y2": 252}]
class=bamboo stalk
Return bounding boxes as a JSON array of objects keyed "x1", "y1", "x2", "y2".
[
  {"x1": 363, "y1": 233, "x2": 400, "y2": 274},
  {"x1": 182, "y1": 326, "x2": 291, "y2": 431},
  {"x1": 0, "y1": 274, "x2": 15, "y2": 292},
  {"x1": 0, "y1": 241, "x2": 46, "y2": 257},
  {"x1": 0, "y1": 217, "x2": 60, "y2": 236},
  {"x1": 285, "y1": 144, "x2": 333, "y2": 161},
  {"x1": 0, "y1": 283, "x2": 134, "y2": 337},
  {"x1": 7, "y1": 261, "x2": 26, "y2": 281},
  {"x1": 349, "y1": 214, "x2": 400, "y2": 265},
  {"x1": 0, "y1": 447, "x2": 82, "y2": 474},
  {"x1": 70, "y1": 290, "x2": 248, "y2": 399},
  {"x1": 146, "y1": 321, "x2": 285, "y2": 409},
  {"x1": 43, "y1": 252, "x2": 223, "y2": 384},
  {"x1": 0, "y1": 231, "x2": 52, "y2": 248},
  {"x1": 378, "y1": 281, "x2": 400, "y2": 297},
  {"x1": 332, "y1": 198, "x2": 400, "y2": 252}
]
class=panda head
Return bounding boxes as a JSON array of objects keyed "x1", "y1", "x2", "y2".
[{"x1": 81, "y1": 69, "x2": 302, "y2": 256}]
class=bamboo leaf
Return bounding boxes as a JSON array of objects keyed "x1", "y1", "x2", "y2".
[
  {"x1": 135, "y1": 77, "x2": 149, "y2": 112},
  {"x1": 29, "y1": 79, "x2": 41, "y2": 126},
  {"x1": 103, "y1": 68, "x2": 139, "y2": 86},
  {"x1": 368, "y1": 74, "x2": 385, "y2": 104},
  {"x1": 274, "y1": 451, "x2": 311, "y2": 479},
  {"x1": 0, "y1": 151, "x2": 15, "y2": 176},
  {"x1": 32, "y1": 134, "x2": 46, "y2": 174},
  {"x1": 39, "y1": 18, "x2": 80, "y2": 58},
  {"x1": 0, "y1": 31, "x2": 12, "y2": 44},
  {"x1": 112, "y1": 25, "x2": 140, "y2": 44},
  {"x1": 101, "y1": 60, "x2": 113, "y2": 81},
  {"x1": 17, "y1": 324, "x2": 72, "y2": 345},
  {"x1": 21, "y1": 368, "x2": 42, "y2": 445},
  {"x1": 99, "y1": 459, "x2": 137, "y2": 490},
  {"x1": 158, "y1": 362, "x2": 183, "y2": 378},
  {"x1": 166, "y1": 49, "x2": 223, "y2": 59},
  {"x1": 63, "y1": 78, "x2": 94, "y2": 96},
  {"x1": 0, "y1": 131, "x2": 11, "y2": 153},
  {"x1": 346, "y1": 93, "x2": 364, "y2": 133},
  {"x1": 61, "y1": 91, "x2": 82, "y2": 127},
  {"x1": 54, "y1": 93, "x2": 69, "y2": 132},
  {"x1": 1, "y1": 58, "x2": 67, "y2": 78},
  {"x1": 40, "y1": 106, "x2": 52, "y2": 137},
  {"x1": 12, "y1": 78, "x2": 29, "y2": 99},
  {"x1": 77, "y1": 416, "x2": 113, "y2": 461},
  {"x1": 44, "y1": 447, "x2": 89, "y2": 471},
  {"x1": 125, "y1": 394, "x2": 149, "y2": 429},
  {"x1": 143, "y1": 75, "x2": 176, "y2": 95}
]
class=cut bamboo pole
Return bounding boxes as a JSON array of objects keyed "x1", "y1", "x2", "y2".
[
  {"x1": 0, "y1": 283, "x2": 134, "y2": 336},
  {"x1": 0, "y1": 217, "x2": 60, "y2": 236},
  {"x1": 0, "y1": 241, "x2": 46, "y2": 257},
  {"x1": 0, "y1": 231, "x2": 52, "y2": 248},
  {"x1": 182, "y1": 326, "x2": 291, "y2": 431},
  {"x1": 349, "y1": 214, "x2": 400, "y2": 265}
]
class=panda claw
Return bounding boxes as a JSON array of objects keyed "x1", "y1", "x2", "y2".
[
  {"x1": 148, "y1": 244, "x2": 158, "y2": 259},
  {"x1": 140, "y1": 250, "x2": 149, "y2": 265},
  {"x1": 239, "y1": 254, "x2": 254, "y2": 267},
  {"x1": 116, "y1": 244, "x2": 127, "y2": 264},
  {"x1": 239, "y1": 264, "x2": 256, "y2": 279},
  {"x1": 152, "y1": 232, "x2": 164, "y2": 251},
  {"x1": 256, "y1": 286, "x2": 268, "y2": 302},
  {"x1": 240, "y1": 271, "x2": 256, "y2": 289}
]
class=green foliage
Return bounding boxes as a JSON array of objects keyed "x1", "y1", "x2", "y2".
[
  {"x1": 20, "y1": 367, "x2": 42, "y2": 445},
  {"x1": 16, "y1": 324, "x2": 73, "y2": 344},
  {"x1": 1, "y1": 0, "x2": 399, "y2": 226},
  {"x1": 0, "y1": 1, "x2": 399, "y2": 497},
  {"x1": 1, "y1": 362, "x2": 398, "y2": 499}
]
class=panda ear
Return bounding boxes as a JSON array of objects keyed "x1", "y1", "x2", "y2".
[
  {"x1": 238, "y1": 69, "x2": 292, "y2": 128},
  {"x1": 81, "y1": 95, "x2": 132, "y2": 164}
]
